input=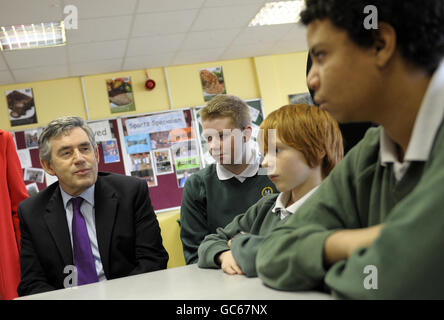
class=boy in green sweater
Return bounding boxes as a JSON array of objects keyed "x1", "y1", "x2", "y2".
[
  {"x1": 257, "y1": 0, "x2": 444, "y2": 299},
  {"x1": 198, "y1": 104, "x2": 343, "y2": 276},
  {"x1": 180, "y1": 94, "x2": 277, "y2": 264}
]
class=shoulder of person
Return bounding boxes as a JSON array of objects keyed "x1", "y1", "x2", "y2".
[
  {"x1": 338, "y1": 126, "x2": 381, "y2": 173},
  {"x1": 18, "y1": 181, "x2": 60, "y2": 214},
  {"x1": 254, "y1": 193, "x2": 279, "y2": 209},
  {"x1": 97, "y1": 171, "x2": 144, "y2": 189}
]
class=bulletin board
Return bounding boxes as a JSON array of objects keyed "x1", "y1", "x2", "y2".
[
  {"x1": 116, "y1": 108, "x2": 201, "y2": 212},
  {"x1": 12, "y1": 100, "x2": 262, "y2": 213}
]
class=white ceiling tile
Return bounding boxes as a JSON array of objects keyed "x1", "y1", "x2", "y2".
[
  {"x1": 62, "y1": 0, "x2": 138, "y2": 19},
  {"x1": 137, "y1": 0, "x2": 205, "y2": 13},
  {"x1": 126, "y1": 34, "x2": 186, "y2": 57},
  {"x1": 123, "y1": 53, "x2": 175, "y2": 70},
  {"x1": 172, "y1": 47, "x2": 225, "y2": 65},
  {"x1": 221, "y1": 42, "x2": 276, "y2": 60},
  {"x1": 0, "y1": 54, "x2": 8, "y2": 70},
  {"x1": 70, "y1": 58, "x2": 123, "y2": 76},
  {"x1": 191, "y1": 5, "x2": 263, "y2": 31},
  {"x1": 233, "y1": 24, "x2": 294, "y2": 45},
  {"x1": 66, "y1": 16, "x2": 133, "y2": 44},
  {"x1": 204, "y1": 0, "x2": 266, "y2": 7},
  {"x1": 279, "y1": 24, "x2": 307, "y2": 42},
  {"x1": 0, "y1": 70, "x2": 15, "y2": 85},
  {"x1": 0, "y1": 0, "x2": 63, "y2": 26},
  {"x1": 180, "y1": 29, "x2": 241, "y2": 51},
  {"x1": 270, "y1": 41, "x2": 307, "y2": 54},
  {"x1": 131, "y1": 10, "x2": 199, "y2": 37},
  {"x1": 68, "y1": 40, "x2": 127, "y2": 63},
  {"x1": 12, "y1": 65, "x2": 69, "y2": 83},
  {"x1": 3, "y1": 46, "x2": 67, "y2": 69}
]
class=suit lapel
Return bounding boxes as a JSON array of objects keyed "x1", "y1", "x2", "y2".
[
  {"x1": 44, "y1": 186, "x2": 73, "y2": 267},
  {"x1": 94, "y1": 176, "x2": 118, "y2": 278}
]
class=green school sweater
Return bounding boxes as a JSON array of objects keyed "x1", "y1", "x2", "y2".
[
  {"x1": 180, "y1": 164, "x2": 277, "y2": 264},
  {"x1": 197, "y1": 194, "x2": 281, "y2": 277},
  {"x1": 257, "y1": 124, "x2": 444, "y2": 299}
]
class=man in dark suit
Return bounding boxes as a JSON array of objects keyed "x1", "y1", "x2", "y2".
[{"x1": 17, "y1": 116, "x2": 168, "y2": 296}]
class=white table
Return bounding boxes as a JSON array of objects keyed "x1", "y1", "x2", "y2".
[{"x1": 16, "y1": 264, "x2": 333, "y2": 300}]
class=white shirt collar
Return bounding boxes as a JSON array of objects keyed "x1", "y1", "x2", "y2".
[
  {"x1": 60, "y1": 184, "x2": 95, "y2": 209},
  {"x1": 216, "y1": 141, "x2": 260, "y2": 183},
  {"x1": 272, "y1": 186, "x2": 319, "y2": 220},
  {"x1": 380, "y1": 60, "x2": 444, "y2": 167}
]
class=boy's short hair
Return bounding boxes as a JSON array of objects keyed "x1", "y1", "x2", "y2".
[
  {"x1": 199, "y1": 94, "x2": 251, "y2": 129},
  {"x1": 300, "y1": 0, "x2": 444, "y2": 75},
  {"x1": 260, "y1": 104, "x2": 343, "y2": 178}
]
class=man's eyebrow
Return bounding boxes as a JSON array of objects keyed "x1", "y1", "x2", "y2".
[{"x1": 56, "y1": 141, "x2": 91, "y2": 153}]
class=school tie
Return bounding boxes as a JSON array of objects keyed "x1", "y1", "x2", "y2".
[{"x1": 71, "y1": 197, "x2": 98, "y2": 285}]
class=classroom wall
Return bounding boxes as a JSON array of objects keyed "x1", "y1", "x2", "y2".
[{"x1": 1, "y1": 50, "x2": 309, "y2": 268}]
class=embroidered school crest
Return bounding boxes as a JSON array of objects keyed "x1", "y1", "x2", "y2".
[{"x1": 261, "y1": 186, "x2": 274, "y2": 197}]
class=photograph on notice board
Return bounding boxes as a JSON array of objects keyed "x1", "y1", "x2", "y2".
[
  {"x1": 124, "y1": 134, "x2": 151, "y2": 154},
  {"x1": 102, "y1": 139, "x2": 120, "y2": 164},
  {"x1": 24, "y1": 128, "x2": 42, "y2": 149},
  {"x1": 176, "y1": 167, "x2": 200, "y2": 188},
  {"x1": 199, "y1": 66, "x2": 226, "y2": 102},
  {"x1": 171, "y1": 139, "x2": 198, "y2": 159},
  {"x1": 168, "y1": 127, "x2": 195, "y2": 143},
  {"x1": 288, "y1": 92, "x2": 313, "y2": 105},
  {"x1": 25, "y1": 183, "x2": 39, "y2": 197},
  {"x1": 128, "y1": 152, "x2": 157, "y2": 187},
  {"x1": 24, "y1": 167, "x2": 45, "y2": 184},
  {"x1": 150, "y1": 131, "x2": 171, "y2": 150},
  {"x1": 153, "y1": 149, "x2": 173, "y2": 175},
  {"x1": 106, "y1": 77, "x2": 135, "y2": 114},
  {"x1": 6, "y1": 88, "x2": 38, "y2": 126}
]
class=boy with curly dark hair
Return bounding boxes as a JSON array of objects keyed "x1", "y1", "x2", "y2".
[{"x1": 257, "y1": 0, "x2": 444, "y2": 299}]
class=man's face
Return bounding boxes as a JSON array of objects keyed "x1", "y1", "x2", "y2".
[
  {"x1": 260, "y1": 137, "x2": 315, "y2": 193},
  {"x1": 41, "y1": 127, "x2": 99, "y2": 196},
  {"x1": 306, "y1": 19, "x2": 382, "y2": 123},
  {"x1": 202, "y1": 117, "x2": 248, "y2": 165}
]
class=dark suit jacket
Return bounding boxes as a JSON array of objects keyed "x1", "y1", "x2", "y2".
[{"x1": 17, "y1": 172, "x2": 169, "y2": 296}]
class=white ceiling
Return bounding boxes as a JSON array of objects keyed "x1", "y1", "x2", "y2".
[{"x1": 0, "y1": 0, "x2": 308, "y2": 85}]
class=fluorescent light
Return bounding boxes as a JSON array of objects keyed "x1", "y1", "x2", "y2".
[
  {"x1": 0, "y1": 21, "x2": 66, "y2": 51},
  {"x1": 249, "y1": 1, "x2": 305, "y2": 27}
]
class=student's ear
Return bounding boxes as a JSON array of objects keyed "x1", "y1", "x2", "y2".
[
  {"x1": 243, "y1": 125, "x2": 252, "y2": 142},
  {"x1": 372, "y1": 22, "x2": 397, "y2": 69},
  {"x1": 40, "y1": 159, "x2": 56, "y2": 176}
]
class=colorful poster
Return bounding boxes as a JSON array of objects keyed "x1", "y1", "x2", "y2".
[
  {"x1": 124, "y1": 134, "x2": 151, "y2": 154},
  {"x1": 199, "y1": 66, "x2": 226, "y2": 102},
  {"x1": 128, "y1": 152, "x2": 157, "y2": 187},
  {"x1": 102, "y1": 139, "x2": 120, "y2": 163},
  {"x1": 154, "y1": 149, "x2": 174, "y2": 175},
  {"x1": 149, "y1": 131, "x2": 171, "y2": 149},
  {"x1": 176, "y1": 167, "x2": 200, "y2": 188},
  {"x1": 168, "y1": 127, "x2": 195, "y2": 143},
  {"x1": 106, "y1": 77, "x2": 135, "y2": 113},
  {"x1": 125, "y1": 111, "x2": 186, "y2": 136},
  {"x1": 6, "y1": 88, "x2": 38, "y2": 126}
]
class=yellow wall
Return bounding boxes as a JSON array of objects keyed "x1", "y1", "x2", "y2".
[{"x1": 1, "y1": 50, "x2": 309, "y2": 268}]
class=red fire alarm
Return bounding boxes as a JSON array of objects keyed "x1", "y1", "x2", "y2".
[{"x1": 145, "y1": 71, "x2": 156, "y2": 90}]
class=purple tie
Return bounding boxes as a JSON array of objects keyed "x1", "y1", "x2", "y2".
[{"x1": 71, "y1": 197, "x2": 98, "y2": 285}]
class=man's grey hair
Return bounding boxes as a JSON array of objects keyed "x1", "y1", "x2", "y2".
[{"x1": 38, "y1": 116, "x2": 96, "y2": 162}]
